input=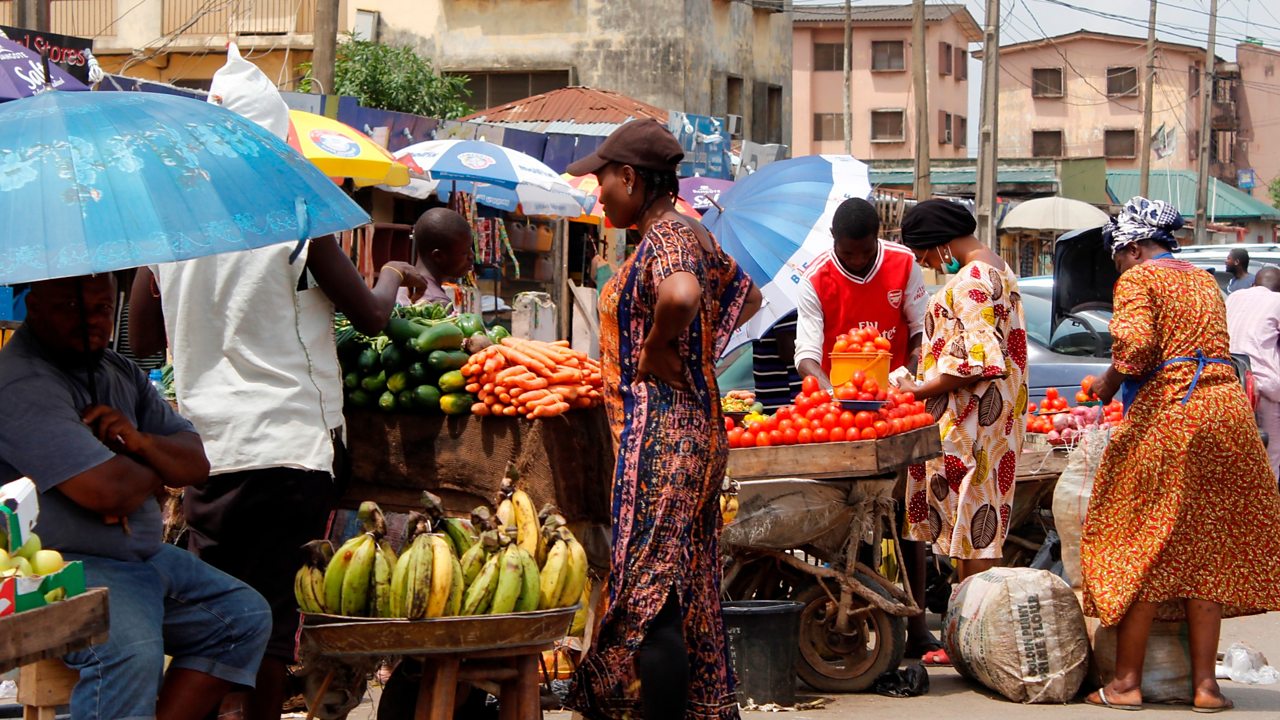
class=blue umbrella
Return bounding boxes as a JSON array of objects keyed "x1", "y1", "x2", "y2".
[
  {"x1": 0, "y1": 90, "x2": 369, "y2": 285},
  {"x1": 702, "y1": 155, "x2": 871, "y2": 350},
  {"x1": 0, "y1": 37, "x2": 87, "y2": 100}
]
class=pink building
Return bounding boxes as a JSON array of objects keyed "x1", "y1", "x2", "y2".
[
  {"x1": 791, "y1": 4, "x2": 981, "y2": 160},
  {"x1": 1237, "y1": 42, "x2": 1280, "y2": 207}
]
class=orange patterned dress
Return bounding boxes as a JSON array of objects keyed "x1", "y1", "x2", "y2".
[
  {"x1": 905, "y1": 261, "x2": 1028, "y2": 559},
  {"x1": 1081, "y1": 259, "x2": 1280, "y2": 626}
]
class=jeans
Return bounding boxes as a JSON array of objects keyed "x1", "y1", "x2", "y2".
[
  {"x1": 63, "y1": 544, "x2": 272, "y2": 720},
  {"x1": 1259, "y1": 396, "x2": 1280, "y2": 482}
]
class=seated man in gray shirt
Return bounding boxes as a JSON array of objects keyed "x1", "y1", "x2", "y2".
[{"x1": 0, "y1": 274, "x2": 271, "y2": 720}]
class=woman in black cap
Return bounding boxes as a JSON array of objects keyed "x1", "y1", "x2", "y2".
[
  {"x1": 564, "y1": 119, "x2": 761, "y2": 720},
  {"x1": 894, "y1": 200, "x2": 1028, "y2": 665}
]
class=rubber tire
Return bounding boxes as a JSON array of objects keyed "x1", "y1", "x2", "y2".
[{"x1": 793, "y1": 572, "x2": 907, "y2": 693}]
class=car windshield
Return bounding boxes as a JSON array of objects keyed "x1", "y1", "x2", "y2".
[{"x1": 1020, "y1": 286, "x2": 1113, "y2": 358}]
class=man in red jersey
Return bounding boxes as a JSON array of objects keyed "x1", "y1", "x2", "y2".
[{"x1": 794, "y1": 197, "x2": 938, "y2": 658}]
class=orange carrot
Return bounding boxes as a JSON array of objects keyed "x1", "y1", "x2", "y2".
[
  {"x1": 547, "y1": 369, "x2": 582, "y2": 385},
  {"x1": 465, "y1": 383, "x2": 481, "y2": 394},
  {"x1": 532, "y1": 402, "x2": 571, "y2": 418},
  {"x1": 496, "y1": 345, "x2": 550, "y2": 375},
  {"x1": 502, "y1": 405, "x2": 519, "y2": 417},
  {"x1": 572, "y1": 397, "x2": 593, "y2": 409},
  {"x1": 496, "y1": 365, "x2": 533, "y2": 382},
  {"x1": 472, "y1": 403, "x2": 491, "y2": 416},
  {"x1": 502, "y1": 338, "x2": 560, "y2": 370},
  {"x1": 518, "y1": 389, "x2": 551, "y2": 404}
]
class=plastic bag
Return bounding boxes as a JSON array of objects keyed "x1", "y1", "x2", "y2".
[
  {"x1": 873, "y1": 664, "x2": 930, "y2": 697},
  {"x1": 207, "y1": 43, "x2": 290, "y2": 140},
  {"x1": 721, "y1": 478, "x2": 860, "y2": 552},
  {"x1": 1053, "y1": 426, "x2": 1111, "y2": 588},
  {"x1": 1221, "y1": 642, "x2": 1279, "y2": 685}
]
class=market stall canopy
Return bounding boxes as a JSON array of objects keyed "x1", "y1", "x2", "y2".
[
  {"x1": 0, "y1": 91, "x2": 369, "y2": 285},
  {"x1": 679, "y1": 176, "x2": 734, "y2": 214},
  {"x1": 702, "y1": 154, "x2": 872, "y2": 350},
  {"x1": 999, "y1": 196, "x2": 1109, "y2": 232},
  {"x1": 288, "y1": 109, "x2": 409, "y2": 188},
  {"x1": 562, "y1": 173, "x2": 695, "y2": 227},
  {"x1": 387, "y1": 139, "x2": 589, "y2": 217},
  {"x1": 0, "y1": 36, "x2": 86, "y2": 100}
]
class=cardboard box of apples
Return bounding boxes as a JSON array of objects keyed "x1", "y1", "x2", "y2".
[{"x1": 0, "y1": 479, "x2": 85, "y2": 617}]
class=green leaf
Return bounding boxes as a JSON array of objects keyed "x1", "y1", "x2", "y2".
[{"x1": 297, "y1": 33, "x2": 473, "y2": 118}]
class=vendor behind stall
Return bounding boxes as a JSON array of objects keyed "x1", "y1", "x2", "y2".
[
  {"x1": 395, "y1": 207, "x2": 476, "y2": 307},
  {"x1": 793, "y1": 197, "x2": 927, "y2": 389}
]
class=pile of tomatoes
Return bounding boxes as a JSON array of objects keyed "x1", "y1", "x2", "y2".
[
  {"x1": 832, "y1": 326, "x2": 892, "y2": 354},
  {"x1": 726, "y1": 375, "x2": 936, "y2": 448},
  {"x1": 1033, "y1": 386, "x2": 1071, "y2": 413},
  {"x1": 1025, "y1": 378, "x2": 1124, "y2": 437}
]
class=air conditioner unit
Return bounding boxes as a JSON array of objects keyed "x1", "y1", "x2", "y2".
[{"x1": 726, "y1": 114, "x2": 743, "y2": 136}]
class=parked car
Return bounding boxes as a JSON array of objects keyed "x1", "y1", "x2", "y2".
[{"x1": 1165, "y1": 244, "x2": 1280, "y2": 292}]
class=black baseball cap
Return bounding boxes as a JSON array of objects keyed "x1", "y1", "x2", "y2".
[{"x1": 566, "y1": 118, "x2": 685, "y2": 176}]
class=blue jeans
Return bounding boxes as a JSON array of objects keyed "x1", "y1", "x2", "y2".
[{"x1": 63, "y1": 544, "x2": 272, "y2": 720}]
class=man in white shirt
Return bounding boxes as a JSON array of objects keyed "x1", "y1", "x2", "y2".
[{"x1": 1226, "y1": 266, "x2": 1280, "y2": 480}]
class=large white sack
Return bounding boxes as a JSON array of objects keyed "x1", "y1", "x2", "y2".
[
  {"x1": 1053, "y1": 427, "x2": 1111, "y2": 588},
  {"x1": 944, "y1": 567, "x2": 1089, "y2": 703}
]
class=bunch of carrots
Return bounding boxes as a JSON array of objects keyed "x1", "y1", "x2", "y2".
[{"x1": 461, "y1": 337, "x2": 604, "y2": 419}]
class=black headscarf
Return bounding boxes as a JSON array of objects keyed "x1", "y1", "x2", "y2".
[{"x1": 901, "y1": 199, "x2": 978, "y2": 250}]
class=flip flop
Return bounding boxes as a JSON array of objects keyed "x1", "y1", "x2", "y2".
[
  {"x1": 905, "y1": 634, "x2": 944, "y2": 660},
  {"x1": 921, "y1": 648, "x2": 951, "y2": 667},
  {"x1": 1192, "y1": 698, "x2": 1234, "y2": 714},
  {"x1": 1085, "y1": 687, "x2": 1143, "y2": 711}
]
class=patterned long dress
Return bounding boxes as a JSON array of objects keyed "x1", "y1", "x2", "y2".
[
  {"x1": 566, "y1": 219, "x2": 753, "y2": 720},
  {"x1": 1081, "y1": 259, "x2": 1280, "y2": 627},
  {"x1": 905, "y1": 261, "x2": 1028, "y2": 559}
]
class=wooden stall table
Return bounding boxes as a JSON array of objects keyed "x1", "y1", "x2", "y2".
[
  {"x1": 300, "y1": 608, "x2": 575, "y2": 720},
  {"x1": 0, "y1": 588, "x2": 109, "y2": 719}
]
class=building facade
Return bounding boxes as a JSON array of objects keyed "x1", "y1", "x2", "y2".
[
  {"x1": 1236, "y1": 42, "x2": 1280, "y2": 206},
  {"x1": 791, "y1": 4, "x2": 980, "y2": 160}
]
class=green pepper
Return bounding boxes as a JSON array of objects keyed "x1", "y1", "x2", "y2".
[
  {"x1": 456, "y1": 313, "x2": 485, "y2": 338},
  {"x1": 486, "y1": 325, "x2": 511, "y2": 343}
]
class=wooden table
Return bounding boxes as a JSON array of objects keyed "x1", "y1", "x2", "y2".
[
  {"x1": 0, "y1": 588, "x2": 108, "y2": 674},
  {"x1": 726, "y1": 425, "x2": 943, "y2": 481}
]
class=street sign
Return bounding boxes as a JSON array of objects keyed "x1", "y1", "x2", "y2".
[{"x1": 1238, "y1": 168, "x2": 1257, "y2": 190}]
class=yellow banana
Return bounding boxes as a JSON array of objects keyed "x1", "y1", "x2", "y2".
[
  {"x1": 496, "y1": 498, "x2": 514, "y2": 532},
  {"x1": 294, "y1": 567, "x2": 322, "y2": 613},
  {"x1": 556, "y1": 532, "x2": 588, "y2": 609},
  {"x1": 441, "y1": 517, "x2": 477, "y2": 557},
  {"x1": 463, "y1": 553, "x2": 501, "y2": 615},
  {"x1": 459, "y1": 540, "x2": 486, "y2": 587},
  {"x1": 538, "y1": 538, "x2": 568, "y2": 610},
  {"x1": 323, "y1": 534, "x2": 365, "y2": 615},
  {"x1": 426, "y1": 534, "x2": 453, "y2": 618},
  {"x1": 405, "y1": 535, "x2": 434, "y2": 620},
  {"x1": 340, "y1": 534, "x2": 377, "y2": 616},
  {"x1": 511, "y1": 489, "x2": 539, "y2": 558},
  {"x1": 446, "y1": 553, "x2": 464, "y2": 616},
  {"x1": 490, "y1": 545, "x2": 524, "y2": 615},
  {"x1": 373, "y1": 541, "x2": 394, "y2": 618},
  {"x1": 390, "y1": 545, "x2": 414, "y2": 618},
  {"x1": 569, "y1": 580, "x2": 592, "y2": 636},
  {"x1": 514, "y1": 547, "x2": 541, "y2": 613}
]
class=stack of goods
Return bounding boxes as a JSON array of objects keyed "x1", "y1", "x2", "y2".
[
  {"x1": 1025, "y1": 379, "x2": 1124, "y2": 445},
  {"x1": 460, "y1": 338, "x2": 603, "y2": 419},
  {"x1": 294, "y1": 472, "x2": 589, "y2": 621}
]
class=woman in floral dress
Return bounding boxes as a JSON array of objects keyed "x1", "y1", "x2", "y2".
[
  {"x1": 563, "y1": 119, "x2": 761, "y2": 720},
  {"x1": 897, "y1": 199, "x2": 1028, "y2": 591},
  {"x1": 1082, "y1": 198, "x2": 1280, "y2": 713}
]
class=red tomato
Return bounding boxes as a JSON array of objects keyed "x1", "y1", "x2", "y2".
[
  {"x1": 860, "y1": 427, "x2": 878, "y2": 440},
  {"x1": 830, "y1": 426, "x2": 847, "y2": 442},
  {"x1": 875, "y1": 390, "x2": 887, "y2": 402},
  {"x1": 899, "y1": 391, "x2": 915, "y2": 404},
  {"x1": 797, "y1": 428, "x2": 813, "y2": 444},
  {"x1": 839, "y1": 411, "x2": 857, "y2": 429},
  {"x1": 852, "y1": 329, "x2": 868, "y2": 344},
  {"x1": 822, "y1": 413, "x2": 840, "y2": 430},
  {"x1": 802, "y1": 375, "x2": 820, "y2": 395},
  {"x1": 806, "y1": 407, "x2": 823, "y2": 422},
  {"x1": 778, "y1": 419, "x2": 794, "y2": 433},
  {"x1": 1045, "y1": 387, "x2": 1060, "y2": 401},
  {"x1": 862, "y1": 379, "x2": 880, "y2": 395},
  {"x1": 833, "y1": 339, "x2": 850, "y2": 353},
  {"x1": 793, "y1": 416, "x2": 811, "y2": 431},
  {"x1": 866, "y1": 326, "x2": 881, "y2": 338},
  {"x1": 813, "y1": 427, "x2": 830, "y2": 443},
  {"x1": 873, "y1": 420, "x2": 890, "y2": 436},
  {"x1": 782, "y1": 428, "x2": 799, "y2": 445},
  {"x1": 776, "y1": 406, "x2": 793, "y2": 421},
  {"x1": 853, "y1": 411, "x2": 874, "y2": 429},
  {"x1": 1075, "y1": 391, "x2": 1090, "y2": 403},
  {"x1": 725, "y1": 417, "x2": 735, "y2": 431},
  {"x1": 756, "y1": 432, "x2": 772, "y2": 447},
  {"x1": 765, "y1": 416, "x2": 780, "y2": 432},
  {"x1": 795, "y1": 395, "x2": 811, "y2": 414},
  {"x1": 1027, "y1": 402, "x2": 1038, "y2": 413},
  {"x1": 890, "y1": 419, "x2": 904, "y2": 436},
  {"x1": 769, "y1": 430, "x2": 784, "y2": 446},
  {"x1": 741, "y1": 431, "x2": 755, "y2": 446},
  {"x1": 873, "y1": 336, "x2": 892, "y2": 351},
  {"x1": 747, "y1": 421, "x2": 766, "y2": 435},
  {"x1": 728, "y1": 428, "x2": 744, "y2": 447},
  {"x1": 850, "y1": 370, "x2": 866, "y2": 387}
]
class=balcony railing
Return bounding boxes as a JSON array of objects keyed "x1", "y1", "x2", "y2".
[
  {"x1": 0, "y1": 2, "x2": 12, "y2": 25},
  {"x1": 0, "y1": 0, "x2": 117, "y2": 38},
  {"x1": 163, "y1": 0, "x2": 315, "y2": 37}
]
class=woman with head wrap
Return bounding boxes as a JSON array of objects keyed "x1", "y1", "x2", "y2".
[
  {"x1": 1079, "y1": 197, "x2": 1280, "y2": 712},
  {"x1": 895, "y1": 200, "x2": 1029, "y2": 665}
]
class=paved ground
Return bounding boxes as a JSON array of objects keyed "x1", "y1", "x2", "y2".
[{"x1": 334, "y1": 612, "x2": 1280, "y2": 719}]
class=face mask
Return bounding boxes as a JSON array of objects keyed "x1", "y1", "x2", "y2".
[{"x1": 937, "y1": 247, "x2": 962, "y2": 274}]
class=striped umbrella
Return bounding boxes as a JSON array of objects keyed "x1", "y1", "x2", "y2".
[{"x1": 562, "y1": 173, "x2": 697, "y2": 228}]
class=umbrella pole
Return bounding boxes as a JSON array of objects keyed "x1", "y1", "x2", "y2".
[{"x1": 76, "y1": 277, "x2": 98, "y2": 406}]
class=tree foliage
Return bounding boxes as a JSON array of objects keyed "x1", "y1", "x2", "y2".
[
  {"x1": 299, "y1": 35, "x2": 472, "y2": 119},
  {"x1": 1270, "y1": 176, "x2": 1280, "y2": 209}
]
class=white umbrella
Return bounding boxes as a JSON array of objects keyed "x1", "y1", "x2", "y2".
[{"x1": 1000, "y1": 196, "x2": 1109, "y2": 232}]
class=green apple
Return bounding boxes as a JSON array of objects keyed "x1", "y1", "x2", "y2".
[
  {"x1": 0, "y1": 549, "x2": 10, "y2": 571},
  {"x1": 15, "y1": 532, "x2": 41, "y2": 560},
  {"x1": 31, "y1": 549, "x2": 64, "y2": 576},
  {"x1": 13, "y1": 557, "x2": 32, "y2": 577}
]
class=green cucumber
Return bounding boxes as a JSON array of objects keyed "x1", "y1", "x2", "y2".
[
  {"x1": 385, "y1": 317, "x2": 427, "y2": 346},
  {"x1": 378, "y1": 391, "x2": 397, "y2": 412},
  {"x1": 344, "y1": 372, "x2": 360, "y2": 390},
  {"x1": 360, "y1": 370, "x2": 387, "y2": 393},
  {"x1": 407, "y1": 362, "x2": 431, "y2": 386},
  {"x1": 387, "y1": 371, "x2": 409, "y2": 394},
  {"x1": 357, "y1": 347, "x2": 380, "y2": 373},
  {"x1": 397, "y1": 389, "x2": 416, "y2": 410},
  {"x1": 347, "y1": 389, "x2": 372, "y2": 408},
  {"x1": 426, "y1": 350, "x2": 469, "y2": 373},
  {"x1": 439, "y1": 392, "x2": 474, "y2": 415},
  {"x1": 380, "y1": 344, "x2": 405, "y2": 370},
  {"x1": 411, "y1": 323, "x2": 464, "y2": 353}
]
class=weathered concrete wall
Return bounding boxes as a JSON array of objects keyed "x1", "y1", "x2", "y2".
[{"x1": 1237, "y1": 43, "x2": 1280, "y2": 208}]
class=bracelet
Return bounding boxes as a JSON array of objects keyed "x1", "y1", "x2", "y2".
[{"x1": 384, "y1": 265, "x2": 405, "y2": 283}]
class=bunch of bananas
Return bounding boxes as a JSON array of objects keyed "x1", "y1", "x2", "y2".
[{"x1": 294, "y1": 471, "x2": 589, "y2": 620}]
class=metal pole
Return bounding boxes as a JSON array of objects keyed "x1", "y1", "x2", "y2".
[
  {"x1": 843, "y1": 0, "x2": 853, "y2": 155},
  {"x1": 975, "y1": 0, "x2": 1000, "y2": 246},
  {"x1": 312, "y1": 0, "x2": 340, "y2": 95},
  {"x1": 912, "y1": 0, "x2": 932, "y2": 200},
  {"x1": 1194, "y1": 0, "x2": 1217, "y2": 244},
  {"x1": 1139, "y1": 0, "x2": 1158, "y2": 197}
]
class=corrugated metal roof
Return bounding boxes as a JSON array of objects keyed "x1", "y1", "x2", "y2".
[
  {"x1": 473, "y1": 120, "x2": 623, "y2": 137},
  {"x1": 794, "y1": 4, "x2": 981, "y2": 41},
  {"x1": 462, "y1": 86, "x2": 668, "y2": 126},
  {"x1": 1107, "y1": 170, "x2": 1280, "y2": 221},
  {"x1": 870, "y1": 167, "x2": 1057, "y2": 186}
]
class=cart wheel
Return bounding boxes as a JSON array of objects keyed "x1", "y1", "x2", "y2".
[{"x1": 793, "y1": 572, "x2": 906, "y2": 693}]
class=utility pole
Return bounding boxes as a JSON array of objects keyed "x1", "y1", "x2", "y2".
[
  {"x1": 312, "y1": 0, "x2": 340, "y2": 95},
  {"x1": 1194, "y1": 0, "x2": 1217, "y2": 244},
  {"x1": 975, "y1": 0, "x2": 1000, "y2": 246},
  {"x1": 1139, "y1": 0, "x2": 1158, "y2": 197},
  {"x1": 16, "y1": 0, "x2": 50, "y2": 32},
  {"x1": 912, "y1": 0, "x2": 932, "y2": 200},
  {"x1": 843, "y1": 0, "x2": 853, "y2": 155}
]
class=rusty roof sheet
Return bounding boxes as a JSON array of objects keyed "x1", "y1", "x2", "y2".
[{"x1": 461, "y1": 86, "x2": 668, "y2": 126}]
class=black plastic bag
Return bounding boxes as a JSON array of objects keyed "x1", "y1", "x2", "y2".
[{"x1": 872, "y1": 663, "x2": 930, "y2": 698}]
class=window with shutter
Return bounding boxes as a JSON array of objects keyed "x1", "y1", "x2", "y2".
[
  {"x1": 1032, "y1": 130, "x2": 1064, "y2": 157},
  {"x1": 1032, "y1": 68, "x2": 1064, "y2": 98},
  {"x1": 939, "y1": 42, "x2": 953, "y2": 76}
]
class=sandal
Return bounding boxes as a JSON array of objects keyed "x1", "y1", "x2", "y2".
[
  {"x1": 921, "y1": 648, "x2": 951, "y2": 667},
  {"x1": 1193, "y1": 698, "x2": 1234, "y2": 714},
  {"x1": 1085, "y1": 687, "x2": 1143, "y2": 711},
  {"x1": 905, "y1": 633, "x2": 944, "y2": 660}
]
